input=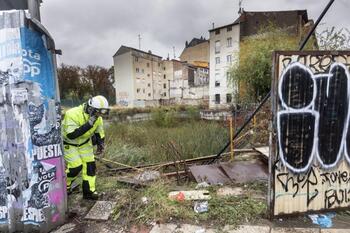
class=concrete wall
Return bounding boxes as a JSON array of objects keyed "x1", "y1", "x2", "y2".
[
  {"x1": 180, "y1": 41, "x2": 210, "y2": 64},
  {"x1": 114, "y1": 52, "x2": 135, "y2": 107},
  {"x1": 209, "y1": 24, "x2": 240, "y2": 109}
]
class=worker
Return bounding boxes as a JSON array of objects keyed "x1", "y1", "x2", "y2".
[{"x1": 62, "y1": 95, "x2": 110, "y2": 200}]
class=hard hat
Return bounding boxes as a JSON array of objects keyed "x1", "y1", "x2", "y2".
[{"x1": 88, "y1": 95, "x2": 109, "y2": 114}]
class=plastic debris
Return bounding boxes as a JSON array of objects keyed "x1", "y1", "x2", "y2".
[
  {"x1": 141, "y1": 196, "x2": 149, "y2": 204},
  {"x1": 168, "y1": 190, "x2": 211, "y2": 201},
  {"x1": 195, "y1": 182, "x2": 210, "y2": 189},
  {"x1": 308, "y1": 213, "x2": 335, "y2": 228},
  {"x1": 194, "y1": 201, "x2": 208, "y2": 213}
]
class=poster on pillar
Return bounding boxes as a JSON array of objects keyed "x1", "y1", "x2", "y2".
[
  {"x1": 0, "y1": 10, "x2": 66, "y2": 232},
  {"x1": 270, "y1": 51, "x2": 350, "y2": 216}
]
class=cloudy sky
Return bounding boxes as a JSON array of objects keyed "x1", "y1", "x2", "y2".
[{"x1": 40, "y1": 0, "x2": 349, "y2": 68}]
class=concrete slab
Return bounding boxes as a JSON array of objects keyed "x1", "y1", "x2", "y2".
[
  {"x1": 223, "y1": 225, "x2": 270, "y2": 233},
  {"x1": 216, "y1": 187, "x2": 244, "y2": 197},
  {"x1": 321, "y1": 229, "x2": 350, "y2": 233},
  {"x1": 84, "y1": 201, "x2": 116, "y2": 221},
  {"x1": 271, "y1": 227, "x2": 320, "y2": 233},
  {"x1": 51, "y1": 223, "x2": 77, "y2": 233},
  {"x1": 174, "y1": 224, "x2": 206, "y2": 233},
  {"x1": 149, "y1": 224, "x2": 177, "y2": 233}
]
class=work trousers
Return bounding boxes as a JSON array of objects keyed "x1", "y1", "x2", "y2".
[{"x1": 64, "y1": 141, "x2": 96, "y2": 194}]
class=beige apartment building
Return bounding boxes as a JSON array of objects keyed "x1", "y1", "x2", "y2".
[
  {"x1": 180, "y1": 37, "x2": 209, "y2": 65},
  {"x1": 113, "y1": 46, "x2": 169, "y2": 108},
  {"x1": 113, "y1": 45, "x2": 209, "y2": 108}
]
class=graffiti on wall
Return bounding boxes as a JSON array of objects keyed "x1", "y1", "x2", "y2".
[
  {"x1": 0, "y1": 10, "x2": 65, "y2": 231},
  {"x1": 271, "y1": 52, "x2": 350, "y2": 215}
]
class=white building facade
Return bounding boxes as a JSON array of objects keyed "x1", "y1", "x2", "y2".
[
  {"x1": 113, "y1": 46, "x2": 169, "y2": 108},
  {"x1": 209, "y1": 22, "x2": 240, "y2": 109}
]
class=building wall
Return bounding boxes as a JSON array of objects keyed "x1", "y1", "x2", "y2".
[
  {"x1": 180, "y1": 41, "x2": 210, "y2": 64},
  {"x1": 209, "y1": 24, "x2": 240, "y2": 109},
  {"x1": 114, "y1": 51, "x2": 135, "y2": 107}
]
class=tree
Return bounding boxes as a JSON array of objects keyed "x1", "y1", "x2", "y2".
[
  {"x1": 317, "y1": 27, "x2": 350, "y2": 50},
  {"x1": 57, "y1": 64, "x2": 81, "y2": 99},
  {"x1": 228, "y1": 26, "x2": 316, "y2": 103},
  {"x1": 83, "y1": 65, "x2": 116, "y2": 104}
]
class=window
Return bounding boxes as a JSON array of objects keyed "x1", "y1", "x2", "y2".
[
  {"x1": 158, "y1": 62, "x2": 161, "y2": 67},
  {"x1": 164, "y1": 74, "x2": 166, "y2": 79},
  {"x1": 143, "y1": 89, "x2": 145, "y2": 93},
  {"x1": 215, "y1": 29, "x2": 220, "y2": 35},
  {"x1": 136, "y1": 88, "x2": 140, "y2": 93},
  {"x1": 148, "y1": 93, "x2": 151, "y2": 97},
  {"x1": 215, "y1": 94, "x2": 220, "y2": 104},
  {"x1": 135, "y1": 57, "x2": 139, "y2": 62},
  {"x1": 163, "y1": 92, "x2": 167, "y2": 97},
  {"x1": 163, "y1": 83, "x2": 166, "y2": 88},
  {"x1": 148, "y1": 83, "x2": 151, "y2": 87},
  {"x1": 227, "y1": 26, "x2": 232, "y2": 32},
  {"x1": 163, "y1": 67, "x2": 166, "y2": 71},
  {"x1": 215, "y1": 57, "x2": 220, "y2": 64},
  {"x1": 227, "y1": 37, "x2": 232, "y2": 47},
  {"x1": 215, "y1": 81, "x2": 220, "y2": 87},
  {"x1": 147, "y1": 63, "x2": 150, "y2": 67},
  {"x1": 142, "y1": 69, "x2": 145, "y2": 73},
  {"x1": 226, "y1": 94, "x2": 232, "y2": 103},
  {"x1": 215, "y1": 40, "x2": 220, "y2": 54},
  {"x1": 147, "y1": 74, "x2": 150, "y2": 77},
  {"x1": 136, "y1": 68, "x2": 140, "y2": 73},
  {"x1": 227, "y1": 55, "x2": 232, "y2": 64}
]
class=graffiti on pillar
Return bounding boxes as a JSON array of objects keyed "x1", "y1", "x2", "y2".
[
  {"x1": 0, "y1": 10, "x2": 66, "y2": 231},
  {"x1": 271, "y1": 52, "x2": 350, "y2": 216}
]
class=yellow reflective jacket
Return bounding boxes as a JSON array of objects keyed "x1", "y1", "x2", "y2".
[{"x1": 62, "y1": 104, "x2": 105, "y2": 146}]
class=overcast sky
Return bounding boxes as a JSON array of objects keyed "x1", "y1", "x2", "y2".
[{"x1": 40, "y1": 0, "x2": 349, "y2": 68}]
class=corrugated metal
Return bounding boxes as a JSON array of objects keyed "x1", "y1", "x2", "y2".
[{"x1": 270, "y1": 51, "x2": 350, "y2": 216}]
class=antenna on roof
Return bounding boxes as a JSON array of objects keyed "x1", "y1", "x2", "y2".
[
  {"x1": 138, "y1": 34, "x2": 142, "y2": 50},
  {"x1": 173, "y1": 46, "x2": 176, "y2": 59},
  {"x1": 238, "y1": 0, "x2": 244, "y2": 15}
]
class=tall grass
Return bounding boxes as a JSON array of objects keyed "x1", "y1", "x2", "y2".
[{"x1": 104, "y1": 119, "x2": 229, "y2": 166}]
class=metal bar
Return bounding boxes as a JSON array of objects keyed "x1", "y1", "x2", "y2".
[
  {"x1": 28, "y1": 0, "x2": 41, "y2": 22},
  {"x1": 208, "y1": 0, "x2": 336, "y2": 164}
]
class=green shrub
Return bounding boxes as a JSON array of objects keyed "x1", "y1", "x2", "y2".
[{"x1": 151, "y1": 108, "x2": 177, "y2": 127}]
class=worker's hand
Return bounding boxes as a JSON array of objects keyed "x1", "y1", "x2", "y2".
[
  {"x1": 88, "y1": 115, "x2": 98, "y2": 126},
  {"x1": 95, "y1": 143, "x2": 105, "y2": 156}
]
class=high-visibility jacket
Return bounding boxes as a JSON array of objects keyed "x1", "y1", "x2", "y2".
[{"x1": 62, "y1": 104, "x2": 105, "y2": 146}]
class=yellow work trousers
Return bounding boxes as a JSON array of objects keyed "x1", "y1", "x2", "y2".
[{"x1": 64, "y1": 141, "x2": 96, "y2": 194}]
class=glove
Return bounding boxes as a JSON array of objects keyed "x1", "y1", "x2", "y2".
[
  {"x1": 96, "y1": 143, "x2": 105, "y2": 156},
  {"x1": 88, "y1": 115, "x2": 98, "y2": 126}
]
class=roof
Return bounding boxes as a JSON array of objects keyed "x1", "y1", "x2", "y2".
[
  {"x1": 209, "y1": 10, "x2": 308, "y2": 33},
  {"x1": 113, "y1": 45, "x2": 162, "y2": 59},
  {"x1": 209, "y1": 17, "x2": 240, "y2": 32},
  {"x1": 186, "y1": 37, "x2": 208, "y2": 48}
]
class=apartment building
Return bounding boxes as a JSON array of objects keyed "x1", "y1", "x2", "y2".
[
  {"x1": 209, "y1": 10, "x2": 313, "y2": 109},
  {"x1": 180, "y1": 37, "x2": 209, "y2": 65},
  {"x1": 209, "y1": 20, "x2": 240, "y2": 109},
  {"x1": 113, "y1": 46, "x2": 169, "y2": 108}
]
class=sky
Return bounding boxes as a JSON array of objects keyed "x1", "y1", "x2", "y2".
[{"x1": 40, "y1": 0, "x2": 350, "y2": 68}]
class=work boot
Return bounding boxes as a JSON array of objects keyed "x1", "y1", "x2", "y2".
[
  {"x1": 67, "y1": 181, "x2": 80, "y2": 195},
  {"x1": 83, "y1": 191, "x2": 99, "y2": 200}
]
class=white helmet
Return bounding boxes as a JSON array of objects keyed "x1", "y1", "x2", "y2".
[{"x1": 88, "y1": 95, "x2": 109, "y2": 114}]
